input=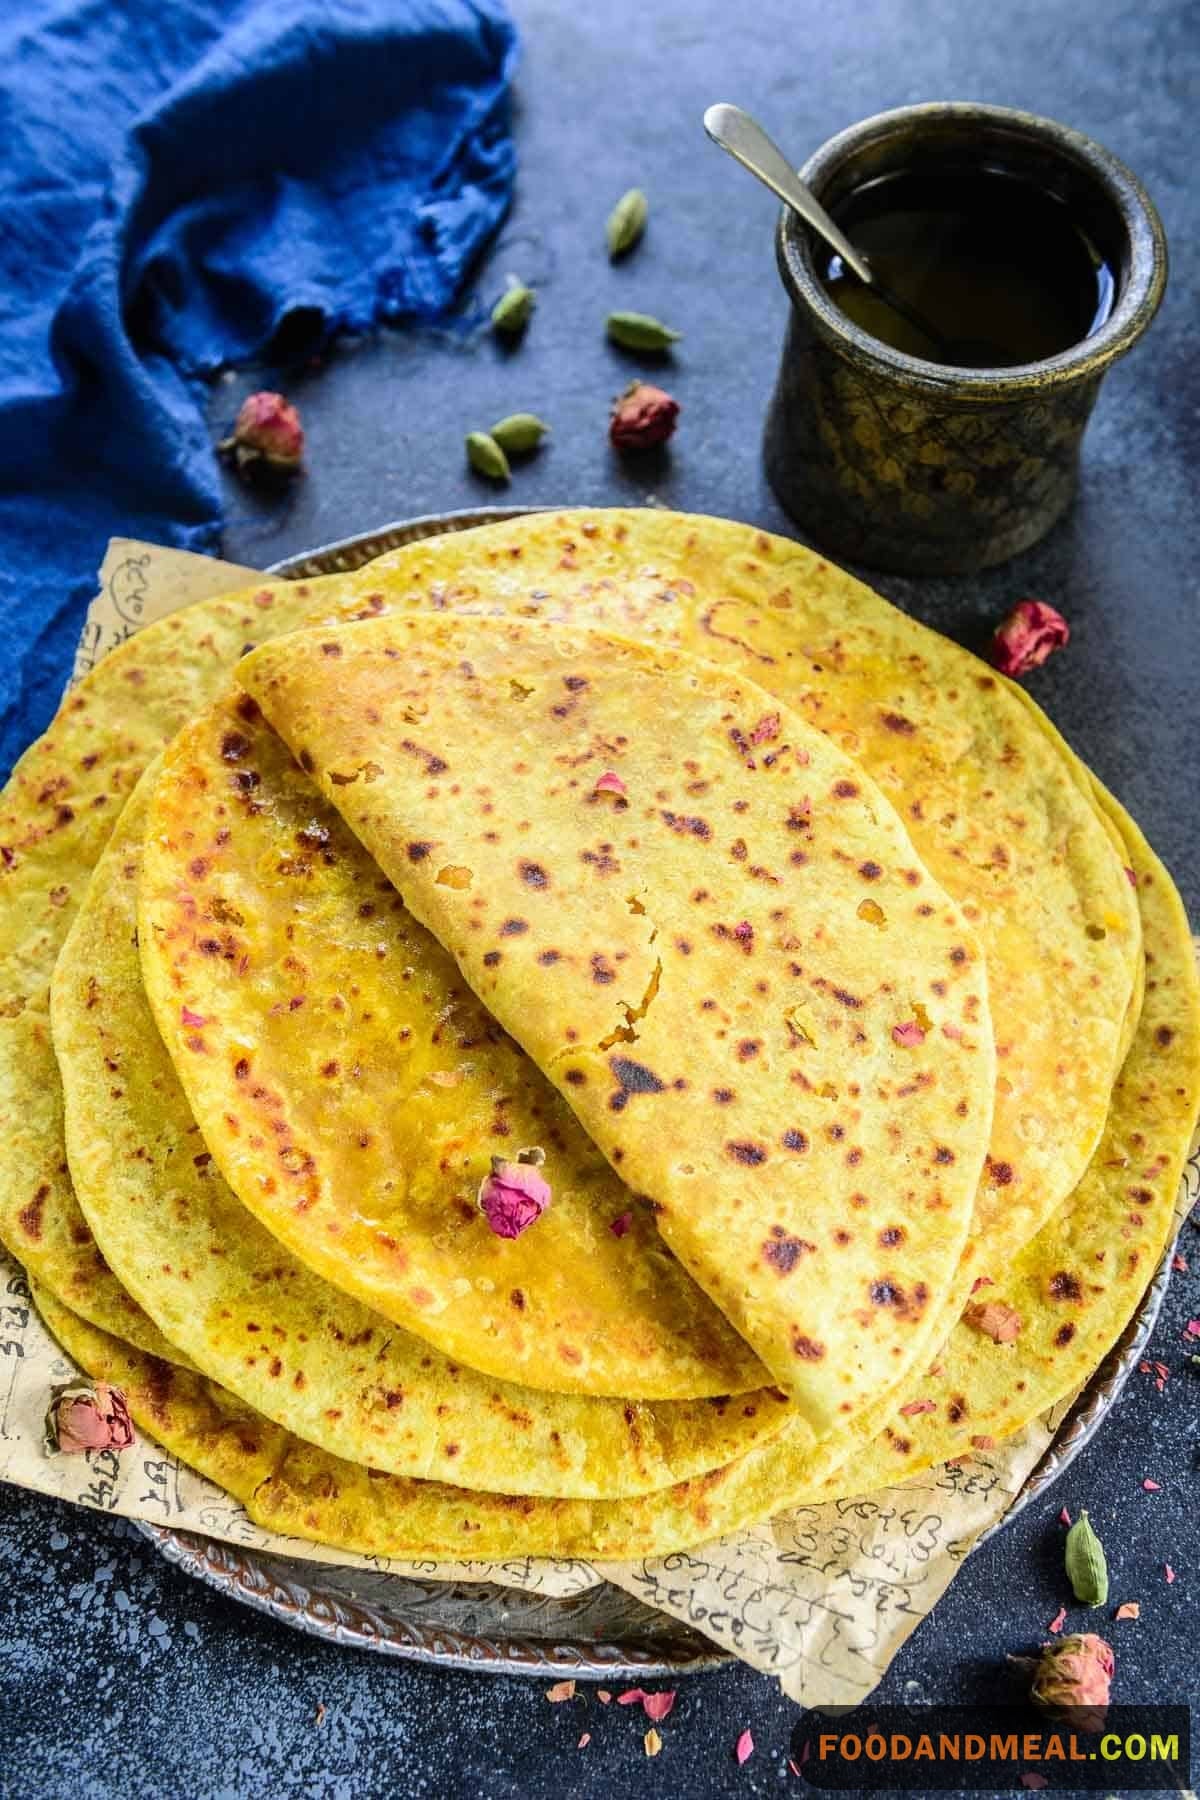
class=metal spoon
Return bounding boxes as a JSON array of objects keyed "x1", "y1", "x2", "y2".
[{"x1": 703, "y1": 103, "x2": 987, "y2": 365}]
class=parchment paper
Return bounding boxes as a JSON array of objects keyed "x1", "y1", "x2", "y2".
[{"x1": 1, "y1": 536, "x2": 1193, "y2": 1702}]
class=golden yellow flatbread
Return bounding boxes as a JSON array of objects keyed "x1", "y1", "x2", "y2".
[
  {"x1": 136, "y1": 696, "x2": 768, "y2": 1402},
  {"x1": 809, "y1": 804, "x2": 1199, "y2": 1492},
  {"x1": 52, "y1": 769, "x2": 791, "y2": 1496},
  {"x1": 239, "y1": 615, "x2": 996, "y2": 1428},
  {"x1": 343, "y1": 508, "x2": 1142, "y2": 1277},
  {"x1": 28, "y1": 764, "x2": 1196, "y2": 1562},
  {"x1": 0, "y1": 571, "x2": 350, "y2": 1349},
  {"x1": 7, "y1": 508, "x2": 1184, "y2": 1568},
  {"x1": 5, "y1": 509, "x2": 1138, "y2": 1366}
]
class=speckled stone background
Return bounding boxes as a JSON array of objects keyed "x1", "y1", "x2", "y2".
[{"x1": 2, "y1": 0, "x2": 1197, "y2": 1793}]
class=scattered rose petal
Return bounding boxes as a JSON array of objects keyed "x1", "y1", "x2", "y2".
[
  {"x1": 642, "y1": 1691, "x2": 677, "y2": 1722},
  {"x1": 892, "y1": 1020, "x2": 926, "y2": 1047},
  {"x1": 644, "y1": 1727, "x2": 663, "y2": 1758},
  {"x1": 1185, "y1": 1320, "x2": 1200, "y2": 1338},
  {"x1": 899, "y1": 1398, "x2": 936, "y2": 1416},
  {"x1": 970, "y1": 1275, "x2": 995, "y2": 1294},
  {"x1": 594, "y1": 770, "x2": 627, "y2": 799},
  {"x1": 1164, "y1": 1564, "x2": 1175, "y2": 1584},
  {"x1": 478, "y1": 1149, "x2": 551, "y2": 1239},
  {"x1": 597, "y1": 1690, "x2": 612, "y2": 1704},
  {"x1": 1048, "y1": 1606, "x2": 1067, "y2": 1634},
  {"x1": 751, "y1": 712, "x2": 781, "y2": 745},
  {"x1": 577, "y1": 1733, "x2": 591, "y2": 1748},
  {"x1": 180, "y1": 1005, "x2": 207, "y2": 1027},
  {"x1": 965, "y1": 1299, "x2": 1023, "y2": 1343},
  {"x1": 1114, "y1": 1601, "x2": 1140, "y2": 1621},
  {"x1": 735, "y1": 1728, "x2": 754, "y2": 1765},
  {"x1": 989, "y1": 599, "x2": 1069, "y2": 677},
  {"x1": 1172, "y1": 1252, "x2": 1188, "y2": 1272},
  {"x1": 1142, "y1": 1478, "x2": 1161, "y2": 1491},
  {"x1": 617, "y1": 1688, "x2": 646, "y2": 1706},
  {"x1": 788, "y1": 1759, "x2": 803, "y2": 1777},
  {"x1": 314, "y1": 1703, "x2": 326, "y2": 1726},
  {"x1": 1124, "y1": 865, "x2": 1137, "y2": 887},
  {"x1": 1059, "y1": 1507, "x2": 1072, "y2": 1526},
  {"x1": 546, "y1": 1680, "x2": 576, "y2": 1703},
  {"x1": 44, "y1": 1381, "x2": 134, "y2": 1455},
  {"x1": 610, "y1": 1211, "x2": 633, "y2": 1238},
  {"x1": 1021, "y1": 1775, "x2": 1048, "y2": 1790}
]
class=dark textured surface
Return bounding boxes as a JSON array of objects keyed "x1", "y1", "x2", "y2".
[{"x1": 3, "y1": 0, "x2": 1198, "y2": 1793}]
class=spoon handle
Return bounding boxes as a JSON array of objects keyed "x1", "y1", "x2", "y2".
[{"x1": 703, "y1": 103, "x2": 874, "y2": 286}]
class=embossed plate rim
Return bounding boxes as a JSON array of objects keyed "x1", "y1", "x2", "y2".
[{"x1": 138, "y1": 504, "x2": 1176, "y2": 1675}]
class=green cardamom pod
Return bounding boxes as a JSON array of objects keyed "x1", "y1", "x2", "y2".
[
  {"x1": 606, "y1": 188, "x2": 648, "y2": 259},
  {"x1": 491, "y1": 283, "x2": 535, "y2": 336},
  {"x1": 465, "y1": 431, "x2": 511, "y2": 482},
  {"x1": 1064, "y1": 1509, "x2": 1109, "y2": 1607},
  {"x1": 490, "y1": 413, "x2": 550, "y2": 454},
  {"x1": 606, "y1": 310, "x2": 681, "y2": 351}
]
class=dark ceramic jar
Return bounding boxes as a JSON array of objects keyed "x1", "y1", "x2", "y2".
[{"x1": 763, "y1": 103, "x2": 1167, "y2": 574}]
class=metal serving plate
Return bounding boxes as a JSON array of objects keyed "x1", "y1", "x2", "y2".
[{"x1": 139, "y1": 506, "x2": 1175, "y2": 1677}]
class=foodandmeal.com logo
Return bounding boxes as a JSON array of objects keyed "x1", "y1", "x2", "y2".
[{"x1": 791, "y1": 1706, "x2": 1191, "y2": 1790}]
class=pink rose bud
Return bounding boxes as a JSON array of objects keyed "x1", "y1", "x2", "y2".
[
  {"x1": 989, "y1": 599, "x2": 1069, "y2": 677},
  {"x1": 1030, "y1": 1633, "x2": 1114, "y2": 1732},
  {"x1": 221, "y1": 391, "x2": 305, "y2": 475},
  {"x1": 609, "y1": 382, "x2": 679, "y2": 451},
  {"x1": 44, "y1": 1381, "x2": 134, "y2": 1455},
  {"x1": 478, "y1": 1147, "x2": 551, "y2": 1239}
]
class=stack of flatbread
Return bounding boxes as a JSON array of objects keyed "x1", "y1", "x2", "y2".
[{"x1": 3, "y1": 509, "x2": 1196, "y2": 1561}]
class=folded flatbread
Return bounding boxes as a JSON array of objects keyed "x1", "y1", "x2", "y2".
[
  {"x1": 239, "y1": 616, "x2": 996, "y2": 1429},
  {"x1": 52, "y1": 768, "x2": 792, "y2": 1497},
  {"x1": 136, "y1": 697, "x2": 768, "y2": 1402}
]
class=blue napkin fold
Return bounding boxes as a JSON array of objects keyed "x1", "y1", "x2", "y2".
[{"x1": 0, "y1": 0, "x2": 519, "y2": 778}]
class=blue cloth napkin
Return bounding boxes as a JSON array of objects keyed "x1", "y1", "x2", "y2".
[{"x1": 0, "y1": 0, "x2": 519, "y2": 779}]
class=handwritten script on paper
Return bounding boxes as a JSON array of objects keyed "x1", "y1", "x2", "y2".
[{"x1": 0, "y1": 536, "x2": 1191, "y2": 1702}]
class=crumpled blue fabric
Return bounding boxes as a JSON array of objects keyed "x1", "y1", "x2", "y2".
[{"x1": 0, "y1": 0, "x2": 518, "y2": 778}]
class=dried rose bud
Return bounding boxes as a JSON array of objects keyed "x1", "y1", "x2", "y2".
[
  {"x1": 989, "y1": 599, "x2": 1069, "y2": 677},
  {"x1": 478, "y1": 1147, "x2": 551, "y2": 1239},
  {"x1": 1029, "y1": 1633, "x2": 1114, "y2": 1732},
  {"x1": 609, "y1": 381, "x2": 679, "y2": 451},
  {"x1": 45, "y1": 1381, "x2": 134, "y2": 1455},
  {"x1": 220, "y1": 391, "x2": 305, "y2": 475}
]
